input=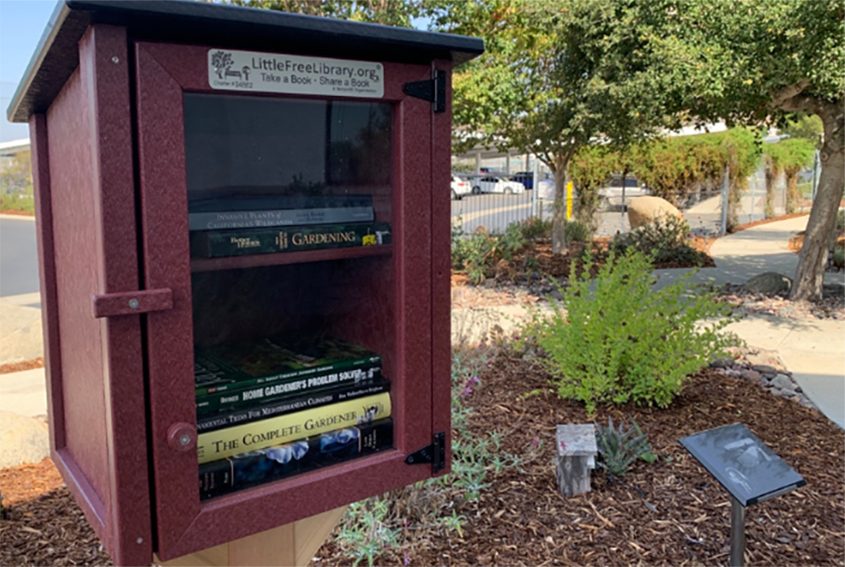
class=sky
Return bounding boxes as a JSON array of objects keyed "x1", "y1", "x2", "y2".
[{"x1": 0, "y1": 0, "x2": 59, "y2": 142}]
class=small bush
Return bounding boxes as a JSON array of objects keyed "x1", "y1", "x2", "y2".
[
  {"x1": 564, "y1": 220, "x2": 591, "y2": 243},
  {"x1": 518, "y1": 217, "x2": 552, "y2": 241},
  {"x1": 531, "y1": 250, "x2": 736, "y2": 413},
  {"x1": 596, "y1": 417, "x2": 655, "y2": 478},
  {"x1": 612, "y1": 215, "x2": 709, "y2": 267}
]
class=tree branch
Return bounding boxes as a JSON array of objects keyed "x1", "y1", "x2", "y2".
[{"x1": 771, "y1": 80, "x2": 811, "y2": 108}]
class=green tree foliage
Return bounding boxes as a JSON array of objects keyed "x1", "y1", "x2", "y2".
[
  {"x1": 426, "y1": 0, "x2": 680, "y2": 253},
  {"x1": 641, "y1": 0, "x2": 844, "y2": 300},
  {"x1": 763, "y1": 138, "x2": 817, "y2": 214},
  {"x1": 227, "y1": 0, "x2": 419, "y2": 26}
]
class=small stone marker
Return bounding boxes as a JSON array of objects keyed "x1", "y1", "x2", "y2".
[{"x1": 555, "y1": 424, "x2": 598, "y2": 497}]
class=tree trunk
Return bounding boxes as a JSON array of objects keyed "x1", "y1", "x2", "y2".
[
  {"x1": 790, "y1": 107, "x2": 845, "y2": 301},
  {"x1": 551, "y1": 155, "x2": 570, "y2": 254}
]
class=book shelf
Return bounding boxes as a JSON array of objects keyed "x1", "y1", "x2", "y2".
[{"x1": 12, "y1": 1, "x2": 482, "y2": 564}]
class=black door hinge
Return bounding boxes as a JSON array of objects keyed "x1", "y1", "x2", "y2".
[
  {"x1": 405, "y1": 432, "x2": 446, "y2": 472},
  {"x1": 403, "y1": 69, "x2": 446, "y2": 113}
]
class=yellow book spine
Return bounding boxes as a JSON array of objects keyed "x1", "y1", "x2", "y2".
[{"x1": 196, "y1": 393, "x2": 392, "y2": 464}]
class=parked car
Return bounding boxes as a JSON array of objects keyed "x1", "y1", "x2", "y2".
[
  {"x1": 450, "y1": 175, "x2": 472, "y2": 200},
  {"x1": 509, "y1": 171, "x2": 535, "y2": 189},
  {"x1": 471, "y1": 176, "x2": 526, "y2": 195}
]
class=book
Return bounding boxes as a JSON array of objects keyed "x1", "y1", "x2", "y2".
[
  {"x1": 195, "y1": 336, "x2": 381, "y2": 395},
  {"x1": 196, "y1": 366, "x2": 382, "y2": 417},
  {"x1": 189, "y1": 193, "x2": 373, "y2": 213},
  {"x1": 196, "y1": 392, "x2": 392, "y2": 464},
  {"x1": 199, "y1": 419, "x2": 394, "y2": 500},
  {"x1": 197, "y1": 377, "x2": 390, "y2": 433},
  {"x1": 188, "y1": 207, "x2": 375, "y2": 231},
  {"x1": 190, "y1": 222, "x2": 391, "y2": 258}
]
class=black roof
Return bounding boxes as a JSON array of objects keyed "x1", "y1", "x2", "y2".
[{"x1": 8, "y1": 0, "x2": 484, "y2": 122}]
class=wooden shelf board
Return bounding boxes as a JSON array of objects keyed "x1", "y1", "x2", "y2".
[{"x1": 191, "y1": 244, "x2": 392, "y2": 272}]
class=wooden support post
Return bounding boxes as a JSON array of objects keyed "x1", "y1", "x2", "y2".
[
  {"x1": 158, "y1": 506, "x2": 346, "y2": 567},
  {"x1": 555, "y1": 424, "x2": 597, "y2": 498}
]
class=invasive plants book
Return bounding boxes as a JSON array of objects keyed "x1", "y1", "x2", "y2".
[
  {"x1": 199, "y1": 419, "x2": 394, "y2": 499},
  {"x1": 190, "y1": 222, "x2": 391, "y2": 258},
  {"x1": 196, "y1": 392, "x2": 392, "y2": 463}
]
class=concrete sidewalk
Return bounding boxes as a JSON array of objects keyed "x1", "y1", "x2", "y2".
[{"x1": 658, "y1": 215, "x2": 845, "y2": 428}]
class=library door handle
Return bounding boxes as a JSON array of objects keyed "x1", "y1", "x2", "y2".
[
  {"x1": 167, "y1": 423, "x2": 197, "y2": 453},
  {"x1": 91, "y1": 288, "x2": 174, "y2": 318}
]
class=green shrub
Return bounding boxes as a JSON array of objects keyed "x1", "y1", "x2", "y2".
[
  {"x1": 532, "y1": 250, "x2": 736, "y2": 414},
  {"x1": 596, "y1": 417, "x2": 655, "y2": 478},
  {"x1": 612, "y1": 215, "x2": 709, "y2": 266},
  {"x1": 518, "y1": 217, "x2": 552, "y2": 241},
  {"x1": 564, "y1": 219, "x2": 591, "y2": 243}
]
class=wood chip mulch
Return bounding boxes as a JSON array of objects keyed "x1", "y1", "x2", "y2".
[
  {"x1": 0, "y1": 357, "x2": 45, "y2": 375},
  {"x1": 318, "y1": 351, "x2": 845, "y2": 566},
  {"x1": 0, "y1": 460, "x2": 111, "y2": 566},
  {"x1": 2, "y1": 353, "x2": 843, "y2": 566}
]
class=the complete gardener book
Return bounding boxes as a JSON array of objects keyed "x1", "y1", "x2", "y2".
[
  {"x1": 196, "y1": 392, "x2": 392, "y2": 463},
  {"x1": 199, "y1": 418, "x2": 394, "y2": 499}
]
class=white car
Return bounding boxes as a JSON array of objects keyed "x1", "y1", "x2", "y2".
[
  {"x1": 471, "y1": 176, "x2": 526, "y2": 195},
  {"x1": 451, "y1": 175, "x2": 472, "y2": 200}
]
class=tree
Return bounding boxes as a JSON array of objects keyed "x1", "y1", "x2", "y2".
[
  {"x1": 227, "y1": 0, "x2": 419, "y2": 26},
  {"x1": 426, "y1": 0, "x2": 680, "y2": 252},
  {"x1": 643, "y1": 0, "x2": 844, "y2": 300}
]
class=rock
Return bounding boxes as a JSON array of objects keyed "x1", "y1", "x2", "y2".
[
  {"x1": 771, "y1": 375, "x2": 796, "y2": 392},
  {"x1": 710, "y1": 358, "x2": 734, "y2": 369},
  {"x1": 752, "y1": 364, "x2": 780, "y2": 376},
  {"x1": 0, "y1": 411, "x2": 49, "y2": 468},
  {"x1": 744, "y1": 272, "x2": 793, "y2": 295},
  {"x1": 627, "y1": 196, "x2": 684, "y2": 230},
  {"x1": 740, "y1": 369, "x2": 761, "y2": 381}
]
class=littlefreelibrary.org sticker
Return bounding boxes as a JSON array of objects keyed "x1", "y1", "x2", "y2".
[{"x1": 208, "y1": 49, "x2": 384, "y2": 98}]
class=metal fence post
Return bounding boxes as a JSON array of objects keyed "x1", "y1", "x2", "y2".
[{"x1": 720, "y1": 165, "x2": 730, "y2": 235}]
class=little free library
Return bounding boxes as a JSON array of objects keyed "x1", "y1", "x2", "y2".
[{"x1": 7, "y1": 1, "x2": 482, "y2": 564}]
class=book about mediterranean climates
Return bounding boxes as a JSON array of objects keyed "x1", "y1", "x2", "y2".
[
  {"x1": 199, "y1": 419, "x2": 394, "y2": 499},
  {"x1": 196, "y1": 392, "x2": 392, "y2": 464},
  {"x1": 197, "y1": 377, "x2": 390, "y2": 433},
  {"x1": 190, "y1": 222, "x2": 391, "y2": 258},
  {"x1": 195, "y1": 336, "x2": 382, "y2": 395}
]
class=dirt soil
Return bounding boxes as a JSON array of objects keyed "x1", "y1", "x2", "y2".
[{"x1": 2, "y1": 355, "x2": 843, "y2": 566}]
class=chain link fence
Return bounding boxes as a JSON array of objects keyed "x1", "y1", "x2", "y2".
[{"x1": 451, "y1": 154, "x2": 819, "y2": 239}]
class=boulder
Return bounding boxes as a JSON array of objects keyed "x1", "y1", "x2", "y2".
[
  {"x1": 627, "y1": 196, "x2": 684, "y2": 229},
  {"x1": 745, "y1": 272, "x2": 792, "y2": 294}
]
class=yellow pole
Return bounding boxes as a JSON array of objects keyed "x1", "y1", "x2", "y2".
[{"x1": 565, "y1": 181, "x2": 574, "y2": 221}]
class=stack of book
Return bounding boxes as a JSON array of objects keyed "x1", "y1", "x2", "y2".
[
  {"x1": 189, "y1": 194, "x2": 391, "y2": 258},
  {"x1": 195, "y1": 336, "x2": 392, "y2": 499}
]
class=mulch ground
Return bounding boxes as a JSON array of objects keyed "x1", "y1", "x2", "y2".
[
  {"x1": 321, "y1": 351, "x2": 842, "y2": 566},
  {"x1": 2, "y1": 353, "x2": 843, "y2": 566}
]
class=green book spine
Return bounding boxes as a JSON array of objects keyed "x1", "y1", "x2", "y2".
[
  {"x1": 195, "y1": 352, "x2": 381, "y2": 398},
  {"x1": 195, "y1": 366, "x2": 382, "y2": 417},
  {"x1": 197, "y1": 392, "x2": 392, "y2": 464},
  {"x1": 191, "y1": 222, "x2": 391, "y2": 258}
]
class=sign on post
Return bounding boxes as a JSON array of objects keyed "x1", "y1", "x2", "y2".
[{"x1": 680, "y1": 423, "x2": 805, "y2": 567}]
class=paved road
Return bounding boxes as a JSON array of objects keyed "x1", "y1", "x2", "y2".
[{"x1": 0, "y1": 215, "x2": 39, "y2": 298}]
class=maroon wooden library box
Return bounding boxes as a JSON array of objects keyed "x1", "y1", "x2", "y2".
[{"x1": 8, "y1": 1, "x2": 482, "y2": 564}]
